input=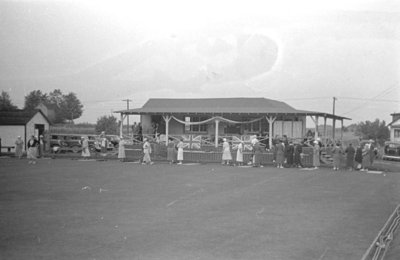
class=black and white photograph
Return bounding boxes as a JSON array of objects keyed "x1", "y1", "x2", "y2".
[{"x1": 1, "y1": 0, "x2": 400, "y2": 259}]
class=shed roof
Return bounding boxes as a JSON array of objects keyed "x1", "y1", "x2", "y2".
[
  {"x1": 115, "y1": 98, "x2": 350, "y2": 120},
  {"x1": 0, "y1": 110, "x2": 50, "y2": 125}
]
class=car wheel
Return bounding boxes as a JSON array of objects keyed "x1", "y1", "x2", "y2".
[{"x1": 71, "y1": 146, "x2": 80, "y2": 153}]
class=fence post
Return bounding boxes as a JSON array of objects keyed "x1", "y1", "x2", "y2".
[{"x1": 0, "y1": 137, "x2": 2, "y2": 156}]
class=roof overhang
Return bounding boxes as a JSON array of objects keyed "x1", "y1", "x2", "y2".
[{"x1": 114, "y1": 109, "x2": 351, "y2": 121}]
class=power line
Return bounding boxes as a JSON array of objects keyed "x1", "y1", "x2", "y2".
[
  {"x1": 337, "y1": 97, "x2": 400, "y2": 103},
  {"x1": 342, "y1": 85, "x2": 398, "y2": 115}
]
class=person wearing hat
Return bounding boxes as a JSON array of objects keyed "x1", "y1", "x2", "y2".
[
  {"x1": 118, "y1": 136, "x2": 126, "y2": 162},
  {"x1": 293, "y1": 141, "x2": 303, "y2": 168},
  {"x1": 167, "y1": 139, "x2": 177, "y2": 164},
  {"x1": 345, "y1": 143, "x2": 356, "y2": 171},
  {"x1": 361, "y1": 142, "x2": 371, "y2": 171},
  {"x1": 27, "y1": 135, "x2": 39, "y2": 164},
  {"x1": 38, "y1": 134, "x2": 45, "y2": 158},
  {"x1": 142, "y1": 138, "x2": 153, "y2": 165},
  {"x1": 313, "y1": 140, "x2": 320, "y2": 169},
  {"x1": 81, "y1": 136, "x2": 91, "y2": 159},
  {"x1": 100, "y1": 131, "x2": 108, "y2": 154},
  {"x1": 176, "y1": 138, "x2": 185, "y2": 165},
  {"x1": 369, "y1": 139, "x2": 377, "y2": 168},
  {"x1": 222, "y1": 138, "x2": 232, "y2": 165},
  {"x1": 14, "y1": 136, "x2": 24, "y2": 159},
  {"x1": 236, "y1": 140, "x2": 244, "y2": 166},
  {"x1": 252, "y1": 139, "x2": 264, "y2": 167},
  {"x1": 275, "y1": 140, "x2": 285, "y2": 168},
  {"x1": 331, "y1": 142, "x2": 342, "y2": 171}
]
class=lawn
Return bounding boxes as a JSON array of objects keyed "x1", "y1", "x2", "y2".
[{"x1": 1, "y1": 158, "x2": 400, "y2": 260}]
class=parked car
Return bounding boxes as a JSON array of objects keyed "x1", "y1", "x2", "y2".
[
  {"x1": 382, "y1": 141, "x2": 400, "y2": 161},
  {"x1": 50, "y1": 134, "x2": 119, "y2": 153}
]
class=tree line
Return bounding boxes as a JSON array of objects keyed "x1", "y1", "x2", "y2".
[{"x1": 0, "y1": 89, "x2": 83, "y2": 124}]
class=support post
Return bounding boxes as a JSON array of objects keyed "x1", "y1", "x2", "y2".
[
  {"x1": 341, "y1": 119, "x2": 344, "y2": 141},
  {"x1": 215, "y1": 119, "x2": 220, "y2": 148},
  {"x1": 120, "y1": 113, "x2": 124, "y2": 137},
  {"x1": 332, "y1": 118, "x2": 336, "y2": 141},
  {"x1": 266, "y1": 116, "x2": 276, "y2": 149},
  {"x1": 163, "y1": 115, "x2": 171, "y2": 146},
  {"x1": 314, "y1": 116, "x2": 319, "y2": 140},
  {"x1": 332, "y1": 97, "x2": 337, "y2": 140},
  {"x1": 323, "y1": 116, "x2": 327, "y2": 147}
]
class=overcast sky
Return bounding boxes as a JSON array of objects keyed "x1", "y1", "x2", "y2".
[{"x1": 0, "y1": 0, "x2": 399, "y2": 125}]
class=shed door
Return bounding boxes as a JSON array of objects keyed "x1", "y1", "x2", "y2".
[{"x1": 35, "y1": 124, "x2": 45, "y2": 138}]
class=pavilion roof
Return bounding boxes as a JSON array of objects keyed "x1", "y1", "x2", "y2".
[{"x1": 115, "y1": 98, "x2": 350, "y2": 120}]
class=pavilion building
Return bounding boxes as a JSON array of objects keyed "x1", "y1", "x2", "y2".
[{"x1": 116, "y1": 98, "x2": 350, "y2": 150}]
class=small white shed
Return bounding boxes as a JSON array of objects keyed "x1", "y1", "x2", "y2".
[{"x1": 0, "y1": 110, "x2": 50, "y2": 152}]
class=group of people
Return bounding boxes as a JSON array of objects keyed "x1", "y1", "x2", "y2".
[
  {"x1": 14, "y1": 135, "x2": 45, "y2": 164},
  {"x1": 311, "y1": 139, "x2": 377, "y2": 171},
  {"x1": 18, "y1": 130, "x2": 376, "y2": 171}
]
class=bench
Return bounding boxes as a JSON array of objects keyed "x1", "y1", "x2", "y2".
[{"x1": 1, "y1": 146, "x2": 15, "y2": 152}]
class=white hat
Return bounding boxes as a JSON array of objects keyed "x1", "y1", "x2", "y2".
[{"x1": 223, "y1": 138, "x2": 227, "y2": 142}]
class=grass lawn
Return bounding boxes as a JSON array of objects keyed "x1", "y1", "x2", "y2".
[{"x1": 1, "y1": 158, "x2": 400, "y2": 260}]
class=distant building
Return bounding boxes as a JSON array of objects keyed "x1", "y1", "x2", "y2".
[
  {"x1": 0, "y1": 110, "x2": 51, "y2": 151},
  {"x1": 388, "y1": 113, "x2": 400, "y2": 142}
]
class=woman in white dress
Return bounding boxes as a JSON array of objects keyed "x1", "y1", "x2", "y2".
[
  {"x1": 236, "y1": 141, "x2": 244, "y2": 166},
  {"x1": 81, "y1": 136, "x2": 91, "y2": 159},
  {"x1": 118, "y1": 137, "x2": 126, "y2": 162},
  {"x1": 176, "y1": 139, "x2": 184, "y2": 165},
  {"x1": 142, "y1": 138, "x2": 153, "y2": 165},
  {"x1": 222, "y1": 138, "x2": 232, "y2": 165}
]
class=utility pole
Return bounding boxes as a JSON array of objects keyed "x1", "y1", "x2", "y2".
[
  {"x1": 122, "y1": 99, "x2": 132, "y2": 136},
  {"x1": 332, "y1": 97, "x2": 337, "y2": 140}
]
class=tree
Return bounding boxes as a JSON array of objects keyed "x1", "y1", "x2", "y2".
[
  {"x1": 355, "y1": 119, "x2": 389, "y2": 145},
  {"x1": 47, "y1": 89, "x2": 65, "y2": 123},
  {"x1": 24, "y1": 90, "x2": 48, "y2": 111},
  {"x1": 59, "y1": 92, "x2": 83, "y2": 123},
  {"x1": 23, "y1": 89, "x2": 84, "y2": 123},
  {"x1": 95, "y1": 115, "x2": 119, "y2": 135},
  {"x1": 0, "y1": 91, "x2": 18, "y2": 111}
]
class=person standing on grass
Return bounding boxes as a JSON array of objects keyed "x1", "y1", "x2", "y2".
[
  {"x1": 313, "y1": 141, "x2": 320, "y2": 169},
  {"x1": 252, "y1": 139, "x2": 264, "y2": 167},
  {"x1": 142, "y1": 138, "x2": 153, "y2": 165},
  {"x1": 332, "y1": 142, "x2": 342, "y2": 171},
  {"x1": 167, "y1": 139, "x2": 177, "y2": 164},
  {"x1": 222, "y1": 138, "x2": 232, "y2": 165},
  {"x1": 176, "y1": 138, "x2": 184, "y2": 165},
  {"x1": 118, "y1": 137, "x2": 126, "y2": 162},
  {"x1": 369, "y1": 140, "x2": 377, "y2": 167},
  {"x1": 361, "y1": 142, "x2": 371, "y2": 171},
  {"x1": 275, "y1": 140, "x2": 285, "y2": 168},
  {"x1": 345, "y1": 143, "x2": 355, "y2": 171},
  {"x1": 15, "y1": 136, "x2": 24, "y2": 159},
  {"x1": 38, "y1": 135, "x2": 44, "y2": 158},
  {"x1": 236, "y1": 141, "x2": 244, "y2": 166},
  {"x1": 285, "y1": 141, "x2": 294, "y2": 167},
  {"x1": 27, "y1": 135, "x2": 39, "y2": 164},
  {"x1": 81, "y1": 136, "x2": 91, "y2": 159},
  {"x1": 355, "y1": 144, "x2": 363, "y2": 170},
  {"x1": 293, "y1": 142, "x2": 303, "y2": 168}
]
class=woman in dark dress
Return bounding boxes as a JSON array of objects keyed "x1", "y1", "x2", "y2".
[
  {"x1": 345, "y1": 143, "x2": 356, "y2": 170},
  {"x1": 293, "y1": 142, "x2": 303, "y2": 168},
  {"x1": 354, "y1": 144, "x2": 363, "y2": 170}
]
